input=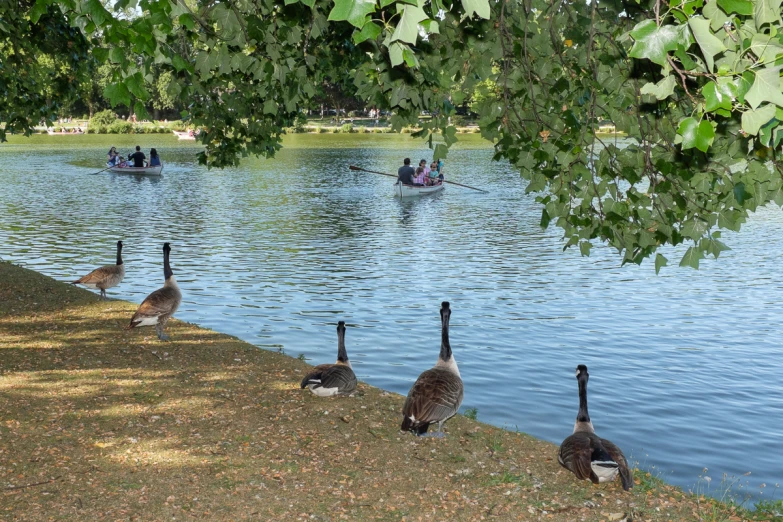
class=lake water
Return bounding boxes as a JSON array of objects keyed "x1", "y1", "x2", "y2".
[{"x1": 1, "y1": 134, "x2": 781, "y2": 503}]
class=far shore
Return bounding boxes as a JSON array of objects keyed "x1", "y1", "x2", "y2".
[{"x1": 0, "y1": 260, "x2": 766, "y2": 521}]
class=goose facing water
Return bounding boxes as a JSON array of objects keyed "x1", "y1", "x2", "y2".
[
  {"x1": 300, "y1": 321, "x2": 357, "y2": 397},
  {"x1": 558, "y1": 365, "x2": 633, "y2": 490},
  {"x1": 401, "y1": 301, "x2": 464, "y2": 437},
  {"x1": 71, "y1": 240, "x2": 125, "y2": 299},
  {"x1": 125, "y1": 243, "x2": 182, "y2": 341}
]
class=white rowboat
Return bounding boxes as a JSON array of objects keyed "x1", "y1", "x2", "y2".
[
  {"x1": 173, "y1": 130, "x2": 197, "y2": 140},
  {"x1": 393, "y1": 182, "x2": 444, "y2": 198},
  {"x1": 108, "y1": 165, "x2": 163, "y2": 176}
]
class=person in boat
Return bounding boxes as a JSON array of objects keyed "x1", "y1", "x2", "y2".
[
  {"x1": 149, "y1": 148, "x2": 161, "y2": 167},
  {"x1": 428, "y1": 162, "x2": 441, "y2": 185},
  {"x1": 397, "y1": 158, "x2": 416, "y2": 186},
  {"x1": 128, "y1": 145, "x2": 147, "y2": 168},
  {"x1": 413, "y1": 167, "x2": 427, "y2": 186},
  {"x1": 106, "y1": 147, "x2": 118, "y2": 167}
]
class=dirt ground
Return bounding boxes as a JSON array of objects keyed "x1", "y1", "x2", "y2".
[{"x1": 0, "y1": 261, "x2": 761, "y2": 521}]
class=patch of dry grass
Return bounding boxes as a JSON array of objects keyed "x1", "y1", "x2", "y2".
[{"x1": 0, "y1": 261, "x2": 756, "y2": 521}]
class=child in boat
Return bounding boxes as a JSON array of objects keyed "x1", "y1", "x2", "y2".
[
  {"x1": 149, "y1": 148, "x2": 161, "y2": 167},
  {"x1": 413, "y1": 167, "x2": 427, "y2": 186},
  {"x1": 428, "y1": 162, "x2": 440, "y2": 185}
]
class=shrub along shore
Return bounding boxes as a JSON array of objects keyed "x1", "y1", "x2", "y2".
[{"x1": 0, "y1": 261, "x2": 767, "y2": 521}]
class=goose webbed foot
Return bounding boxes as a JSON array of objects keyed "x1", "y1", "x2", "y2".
[
  {"x1": 419, "y1": 431, "x2": 446, "y2": 439},
  {"x1": 155, "y1": 324, "x2": 170, "y2": 341}
]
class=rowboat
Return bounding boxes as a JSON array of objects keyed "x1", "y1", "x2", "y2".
[
  {"x1": 172, "y1": 130, "x2": 197, "y2": 140},
  {"x1": 108, "y1": 165, "x2": 163, "y2": 176},
  {"x1": 393, "y1": 182, "x2": 445, "y2": 198}
]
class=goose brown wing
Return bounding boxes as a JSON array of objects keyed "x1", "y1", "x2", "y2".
[
  {"x1": 74, "y1": 265, "x2": 119, "y2": 285},
  {"x1": 402, "y1": 368, "x2": 464, "y2": 425},
  {"x1": 559, "y1": 432, "x2": 597, "y2": 482},
  {"x1": 131, "y1": 287, "x2": 181, "y2": 320},
  {"x1": 601, "y1": 437, "x2": 633, "y2": 490},
  {"x1": 300, "y1": 364, "x2": 333, "y2": 388},
  {"x1": 318, "y1": 365, "x2": 357, "y2": 393}
]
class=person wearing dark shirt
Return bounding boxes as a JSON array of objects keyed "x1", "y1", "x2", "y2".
[
  {"x1": 129, "y1": 145, "x2": 147, "y2": 168},
  {"x1": 397, "y1": 158, "x2": 415, "y2": 185}
]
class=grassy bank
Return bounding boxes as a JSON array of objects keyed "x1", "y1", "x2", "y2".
[{"x1": 0, "y1": 261, "x2": 774, "y2": 521}]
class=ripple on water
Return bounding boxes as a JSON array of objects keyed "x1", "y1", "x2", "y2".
[{"x1": 0, "y1": 134, "x2": 781, "y2": 500}]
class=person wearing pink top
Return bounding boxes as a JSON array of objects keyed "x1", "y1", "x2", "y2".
[{"x1": 413, "y1": 167, "x2": 427, "y2": 186}]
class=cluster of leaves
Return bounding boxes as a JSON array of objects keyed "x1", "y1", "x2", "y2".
[
  {"x1": 10, "y1": 0, "x2": 783, "y2": 268},
  {"x1": 0, "y1": 0, "x2": 92, "y2": 140}
]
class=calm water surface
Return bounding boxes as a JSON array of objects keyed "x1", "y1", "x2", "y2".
[{"x1": 1, "y1": 134, "x2": 781, "y2": 501}]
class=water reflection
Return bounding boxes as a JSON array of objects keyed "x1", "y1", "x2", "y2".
[{"x1": 0, "y1": 133, "x2": 781, "y2": 502}]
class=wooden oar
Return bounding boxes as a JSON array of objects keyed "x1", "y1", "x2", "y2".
[
  {"x1": 89, "y1": 165, "x2": 116, "y2": 175},
  {"x1": 348, "y1": 165, "x2": 488, "y2": 193}
]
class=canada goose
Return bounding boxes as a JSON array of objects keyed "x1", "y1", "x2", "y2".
[
  {"x1": 558, "y1": 365, "x2": 633, "y2": 490},
  {"x1": 401, "y1": 301, "x2": 463, "y2": 437},
  {"x1": 300, "y1": 321, "x2": 357, "y2": 397},
  {"x1": 125, "y1": 243, "x2": 182, "y2": 341},
  {"x1": 71, "y1": 240, "x2": 125, "y2": 299}
]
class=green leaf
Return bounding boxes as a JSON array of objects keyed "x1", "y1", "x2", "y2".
[
  {"x1": 741, "y1": 103, "x2": 777, "y2": 135},
  {"x1": 745, "y1": 67, "x2": 783, "y2": 110},
  {"x1": 171, "y1": 54, "x2": 189, "y2": 72},
  {"x1": 125, "y1": 73, "x2": 149, "y2": 101},
  {"x1": 655, "y1": 253, "x2": 668, "y2": 274},
  {"x1": 753, "y1": 0, "x2": 783, "y2": 29},
  {"x1": 391, "y1": 3, "x2": 428, "y2": 45},
  {"x1": 420, "y1": 19, "x2": 439, "y2": 34},
  {"x1": 629, "y1": 20, "x2": 692, "y2": 66},
  {"x1": 433, "y1": 143, "x2": 449, "y2": 161},
  {"x1": 579, "y1": 241, "x2": 592, "y2": 256},
  {"x1": 328, "y1": 0, "x2": 377, "y2": 29},
  {"x1": 461, "y1": 0, "x2": 490, "y2": 18},
  {"x1": 703, "y1": 0, "x2": 730, "y2": 31},
  {"x1": 353, "y1": 21, "x2": 382, "y2": 44},
  {"x1": 733, "y1": 181, "x2": 748, "y2": 203},
  {"x1": 640, "y1": 75, "x2": 677, "y2": 100},
  {"x1": 540, "y1": 208, "x2": 551, "y2": 229},
  {"x1": 679, "y1": 247, "x2": 702, "y2": 269},
  {"x1": 677, "y1": 117, "x2": 715, "y2": 151},
  {"x1": 703, "y1": 80, "x2": 734, "y2": 112},
  {"x1": 133, "y1": 100, "x2": 150, "y2": 120},
  {"x1": 749, "y1": 33, "x2": 783, "y2": 64},
  {"x1": 178, "y1": 13, "x2": 195, "y2": 30},
  {"x1": 109, "y1": 47, "x2": 125, "y2": 64},
  {"x1": 688, "y1": 16, "x2": 726, "y2": 72},
  {"x1": 103, "y1": 82, "x2": 131, "y2": 107},
  {"x1": 402, "y1": 47, "x2": 419, "y2": 68},
  {"x1": 389, "y1": 41, "x2": 405, "y2": 67},
  {"x1": 735, "y1": 71, "x2": 754, "y2": 103},
  {"x1": 30, "y1": 0, "x2": 49, "y2": 24},
  {"x1": 717, "y1": 0, "x2": 753, "y2": 14},
  {"x1": 263, "y1": 99, "x2": 277, "y2": 115}
]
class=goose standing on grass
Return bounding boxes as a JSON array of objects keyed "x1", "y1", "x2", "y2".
[
  {"x1": 558, "y1": 365, "x2": 633, "y2": 490},
  {"x1": 401, "y1": 301, "x2": 463, "y2": 437},
  {"x1": 71, "y1": 240, "x2": 125, "y2": 299},
  {"x1": 125, "y1": 243, "x2": 182, "y2": 341},
  {"x1": 300, "y1": 321, "x2": 357, "y2": 397}
]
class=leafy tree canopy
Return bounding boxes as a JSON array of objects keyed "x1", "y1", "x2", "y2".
[{"x1": 3, "y1": 0, "x2": 783, "y2": 270}]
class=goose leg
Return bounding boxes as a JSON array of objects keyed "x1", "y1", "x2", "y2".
[
  {"x1": 100, "y1": 289, "x2": 106, "y2": 300},
  {"x1": 155, "y1": 323, "x2": 170, "y2": 341},
  {"x1": 420, "y1": 422, "x2": 446, "y2": 438}
]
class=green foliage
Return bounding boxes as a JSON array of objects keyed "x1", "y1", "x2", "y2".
[
  {"x1": 90, "y1": 110, "x2": 117, "y2": 127},
  {"x1": 0, "y1": 2, "x2": 92, "y2": 140},
  {"x1": 108, "y1": 120, "x2": 133, "y2": 134},
  {"x1": 340, "y1": 123, "x2": 354, "y2": 133},
  {"x1": 9, "y1": 0, "x2": 783, "y2": 268},
  {"x1": 463, "y1": 407, "x2": 478, "y2": 420}
]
